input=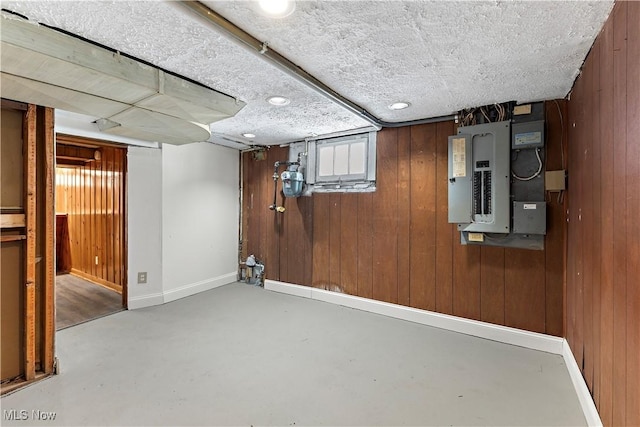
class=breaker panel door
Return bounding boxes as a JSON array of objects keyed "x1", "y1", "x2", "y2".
[
  {"x1": 448, "y1": 134, "x2": 473, "y2": 224},
  {"x1": 448, "y1": 121, "x2": 511, "y2": 234}
]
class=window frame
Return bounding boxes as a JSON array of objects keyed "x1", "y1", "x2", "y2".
[{"x1": 307, "y1": 131, "x2": 377, "y2": 192}]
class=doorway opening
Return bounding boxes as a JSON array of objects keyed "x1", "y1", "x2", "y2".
[{"x1": 55, "y1": 134, "x2": 127, "y2": 330}]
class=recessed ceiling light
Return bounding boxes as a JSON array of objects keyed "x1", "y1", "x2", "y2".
[
  {"x1": 242, "y1": 133, "x2": 256, "y2": 139},
  {"x1": 267, "y1": 96, "x2": 290, "y2": 106},
  {"x1": 388, "y1": 102, "x2": 411, "y2": 110},
  {"x1": 258, "y1": 0, "x2": 296, "y2": 18}
]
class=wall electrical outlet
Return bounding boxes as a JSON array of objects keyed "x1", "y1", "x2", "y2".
[
  {"x1": 137, "y1": 272, "x2": 147, "y2": 284},
  {"x1": 95, "y1": 256, "x2": 99, "y2": 265}
]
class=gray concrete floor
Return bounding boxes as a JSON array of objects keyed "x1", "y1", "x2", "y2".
[{"x1": 2, "y1": 283, "x2": 586, "y2": 426}]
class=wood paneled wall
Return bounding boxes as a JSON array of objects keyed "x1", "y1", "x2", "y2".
[
  {"x1": 55, "y1": 137, "x2": 126, "y2": 292},
  {"x1": 242, "y1": 100, "x2": 566, "y2": 336},
  {"x1": 566, "y1": 2, "x2": 639, "y2": 426}
]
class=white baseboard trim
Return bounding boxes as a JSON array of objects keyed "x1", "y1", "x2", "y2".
[
  {"x1": 265, "y1": 280, "x2": 563, "y2": 354},
  {"x1": 562, "y1": 339, "x2": 603, "y2": 426},
  {"x1": 265, "y1": 280, "x2": 601, "y2": 426},
  {"x1": 163, "y1": 272, "x2": 236, "y2": 304},
  {"x1": 127, "y1": 292, "x2": 164, "y2": 310}
]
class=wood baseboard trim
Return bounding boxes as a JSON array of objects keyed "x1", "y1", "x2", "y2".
[{"x1": 69, "y1": 269, "x2": 122, "y2": 294}]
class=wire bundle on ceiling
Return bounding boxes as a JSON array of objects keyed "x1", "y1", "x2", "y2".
[{"x1": 459, "y1": 102, "x2": 511, "y2": 127}]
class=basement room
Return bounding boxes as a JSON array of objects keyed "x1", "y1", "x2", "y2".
[{"x1": 0, "y1": 0, "x2": 637, "y2": 426}]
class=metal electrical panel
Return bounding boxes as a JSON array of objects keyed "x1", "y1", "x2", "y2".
[
  {"x1": 448, "y1": 121, "x2": 511, "y2": 233},
  {"x1": 449, "y1": 101, "x2": 548, "y2": 250},
  {"x1": 512, "y1": 201, "x2": 546, "y2": 234}
]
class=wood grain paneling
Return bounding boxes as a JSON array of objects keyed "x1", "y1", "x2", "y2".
[
  {"x1": 589, "y1": 39, "x2": 602, "y2": 408},
  {"x1": 625, "y1": 3, "x2": 640, "y2": 425},
  {"x1": 505, "y1": 248, "x2": 545, "y2": 333},
  {"x1": 242, "y1": 105, "x2": 567, "y2": 337},
  {"x1": 409, "y1": 124, "x2": 436, "y2": 311},
  {"x1": 545, "y1": 100, "x2": 567, "y2": 339},
  {"x1": 598, "y1": 16, "x2": 615, "y2": 423},
  {"x1": 581, "y1": 48, "x2": 595, "y2": 393},
  {"x1": 611, "y1": 4, "x2": 627, "y2": 425},
  {"x1": 397, "y1": 127, "x2": 411, "y2": 307},
  {"x1": 566, "y1": 2, "x2": 640, "y2": 425},
  {"x1": 435, "y1": 121, "x2": 454, "y2": 315},
  {"x1": 340, "y1": 194, "x2": 358, "y2": 296},
  {"x1": 312, "y1": 193, "x2": 330, "y2": 288},
  {"x1": 328, "y1": 193, "x2": 341, "y2": 290},
  {"x1": 356, "y1": 193, "x2": 373, "y2": 299},
  {"x1": 55, "y1": 137, "x2": 126, "y2": 292},
  {"x1": 453, "y1": 233, "x2": 481, "y2": 321},
  {"x1": 480, "y1": 246, "x2": 505, "y2": 325},
  {"x1": 241, "y1": 146, "x2": 315, "y2": 287},
  {"x1": 372, "y1": 129, "x2": 398, "y2": 304}
]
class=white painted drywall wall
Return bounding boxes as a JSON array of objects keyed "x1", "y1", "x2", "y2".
[
  {"x1": 127, "y1": 143, "x2": 240, "y2": 308},
  {"x1": 127, "y1": 146, "x2": 164, "y2": 309},
  {"x1": 161, "y1": 142, "x2": 239, "y2": 303}
]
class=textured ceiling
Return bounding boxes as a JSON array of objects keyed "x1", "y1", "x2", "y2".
[{"x1": 1, "y1": 0, "x2": 613, "y2": 147}]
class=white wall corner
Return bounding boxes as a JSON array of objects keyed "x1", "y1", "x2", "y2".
[
  {"x1": 562, "y1": 339, "x2": 603, "y2": 427},
  {"x1": 163, "y1": 272, "x2": 237, "y2": 304},
  {"x1": 126, "y1": 146, "x2": 164, "y2": 309},
  {"x1": 161, "y1": 143, "x2": 239, "y2": 295}
]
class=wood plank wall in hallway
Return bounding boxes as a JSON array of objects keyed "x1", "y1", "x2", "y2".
[
  {"x1": 55, "y1": 137, "x2": 126, "y2": 292},
  {"x1": 242, "y1": 100, "x2": 566, "y2": 337},
  {"x1": 566, "y1": 2, "x2": 639, "y2": 426}
]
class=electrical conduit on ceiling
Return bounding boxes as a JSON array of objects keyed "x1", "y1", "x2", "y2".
[{"x1": 177, "y1": 1, "x2": 457, "y2": 129}]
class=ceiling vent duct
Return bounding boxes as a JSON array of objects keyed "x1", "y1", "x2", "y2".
[{"x1": 0, "y1": 13, "x2": 245, "y2": 145}]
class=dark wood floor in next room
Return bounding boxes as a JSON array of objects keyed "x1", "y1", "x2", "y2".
[{"x1": 56, "y1": 274, "x2": 122, "y2": 330}]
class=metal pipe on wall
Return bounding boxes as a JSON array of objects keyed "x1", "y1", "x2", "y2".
[{"x1": 177, "y1": 1, "x2": 456, "y2": 129}]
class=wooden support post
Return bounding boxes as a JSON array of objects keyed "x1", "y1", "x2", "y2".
[
  {"x1": 43, "y1": 107, "x2": 55, "y2": 374},
  {"x1": 23, "y1": 104, "x2": 37, "y2": 381}
]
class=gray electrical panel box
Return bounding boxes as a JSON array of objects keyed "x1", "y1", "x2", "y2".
[
  {"x1": 512, "y1": 201, "x2": 547, "y2": 234},
  {"x1": 448, "y1": 121, "x2": 511, "y2": 233}
]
